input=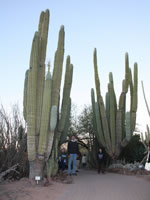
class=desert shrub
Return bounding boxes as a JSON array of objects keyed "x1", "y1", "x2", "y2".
[
  {"x1": 120, "y1": 134, "x2": 145, "y2": 163},
  {"x1": 0, "y1": 104, "x2": 28, "y2": 180}
]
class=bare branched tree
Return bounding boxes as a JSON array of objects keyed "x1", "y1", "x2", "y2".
[{"x1": 0, "y1": 104, "x2": 27, "y2": 181}]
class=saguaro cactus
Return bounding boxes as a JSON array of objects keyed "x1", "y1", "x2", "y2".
[
  {"x1": 23, "y1": 9, "x2": 73, "y2": 180},
  {"x1": 91, "y1": 49, "x2": 138, "y2": 159}
]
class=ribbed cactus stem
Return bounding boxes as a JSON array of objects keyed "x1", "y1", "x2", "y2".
[
  {"x1": 91, "y1": 88, "x2": 98, "y2": 135},
  {"x1": 60, "y1": 98, "x2": 71, "y2": 145},
  {"x1": 38, "y1": 11, "x2": 45, "y2": 35},
  {"x1": 95, "y1": 102, "x2": 105, "y2": 147},
  {"x1": 57, "y1": 56, "x2": 73, "y2": 134},
  {"x1": 27, "y1": 31, "x2": 40, "y2": 161},
  {"x1": 125, "y1": 112, "x2": 131, "y2": 141},
  {"x1": 129, "y1": 68, "x2": 133, "y2": 111},
  {"x1": 131, "y1": 63, "x2": 138, "y2": 133},
  {"x1": 146, "y1": 125, "x2": 150, "y2": 143},
  {"x1": 39, "y1": 9, "x2": 50, "y2": 65},
  {"x1": 51, "y1": 26, "x2": 65, "y2": 107},
  {"x1": 36, "y1": 10, "x2": 50, "y2": 145},
  {"x1": 105, "y1": 91, "x2": 110, "y2": 128},
  {"x1": 109, "y1": 72, "x2": 116, "y2": 153},
  {"x1": 132, "y1": 63, "x2": 138, "y2": 112},
  {"x1": 38, "y1": 68, "x2": 52, "y2": 160},
  {"x1": 46, "y1": 105, "x2": 57, "y2": 160},
  {"x1": 125, "y1": 52, "x2": 130, "y2": 92},
  {"x1": 118, "y1": 79, "x2": 126, "y2": 140}
]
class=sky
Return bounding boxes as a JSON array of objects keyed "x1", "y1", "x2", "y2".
[{"x1": 0, "y1": 0, "x2": 150, "y2": 134}]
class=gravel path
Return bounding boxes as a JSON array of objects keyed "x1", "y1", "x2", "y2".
[{"x1": 56, "y1": 169, "x2": 150, "y2": 200}]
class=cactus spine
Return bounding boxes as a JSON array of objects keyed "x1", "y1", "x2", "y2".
[
  {"x1": 91, "y1": 49, "x2": 138, "y2": 159},
  {"x1": 23, "y1": 9, "x2": 73, "y2": 179}
]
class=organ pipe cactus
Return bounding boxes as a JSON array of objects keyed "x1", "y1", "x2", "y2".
[
  {"x1": 23, "y1": 9, "x2": 73, "y2": 180},
  {"x1": 91, "y1": 49, "x2": 138, "y2": 159}
]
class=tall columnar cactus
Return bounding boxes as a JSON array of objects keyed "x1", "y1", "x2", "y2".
[
  {"x1": 91, "y1": 49, "x2": 138, "y2": 159},
  {"x1": 141, "y1": 81, "x2": 150, "y2": 145},
  {"x1": 23, "y1": 9, "x2": 73, "y2": 179}
]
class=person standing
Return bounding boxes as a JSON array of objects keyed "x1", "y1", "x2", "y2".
[
  {"x1": 67, "y1": 135, "x2": 79, "y2": 175},
  {"x1": 82, "y1": 154, "x2": 87, "y2": 168},
  {"x1": 97, "y1": 148, "x2": 105, "y2": 174}
]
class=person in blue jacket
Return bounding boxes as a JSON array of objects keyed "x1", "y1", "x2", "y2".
[{"x1": 58, "y1": 148, "x2": 67, "y2": 173}]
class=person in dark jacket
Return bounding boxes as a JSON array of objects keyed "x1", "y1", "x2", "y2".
[
  {"x1": 67, "y1": 135, "x2": 79, "y2": 175},
  {"x1": 97, "y1": 148, "x2": 105, "y2": 174}
]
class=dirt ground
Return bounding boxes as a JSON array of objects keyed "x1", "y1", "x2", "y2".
[{"x1": 0, "y1": 177, "x2": 66, "y2": 200}]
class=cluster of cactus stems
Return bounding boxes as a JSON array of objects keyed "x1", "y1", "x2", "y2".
[
  {"x1": 91, "y1": 49, "x2": 138, "y2": 159},
  {"x1": 23, "y1": 9, "x2": 73, "y2": 179}
]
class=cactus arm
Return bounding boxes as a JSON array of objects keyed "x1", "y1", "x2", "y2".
[
  {"x1": 131, "y1": 63, "x2": 138, "y2": 133},
  {"x1": 125, "y1": 52, "x2": 130, "y2": 92},
  {"x1": 141, "y1": 81, "x2": 150, "y2": 118},
  {"x1": 23, "y1": 70, "x2": 29, "y2": 121}
]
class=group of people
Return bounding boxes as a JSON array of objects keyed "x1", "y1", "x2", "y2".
[{"x1": 58, "y1": 135, "x2": 106, "y2": 175}]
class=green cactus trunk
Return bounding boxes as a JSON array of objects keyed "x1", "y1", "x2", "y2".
[{"x1": 23, "y1": 9, "x2": 73, "y2": 180}]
